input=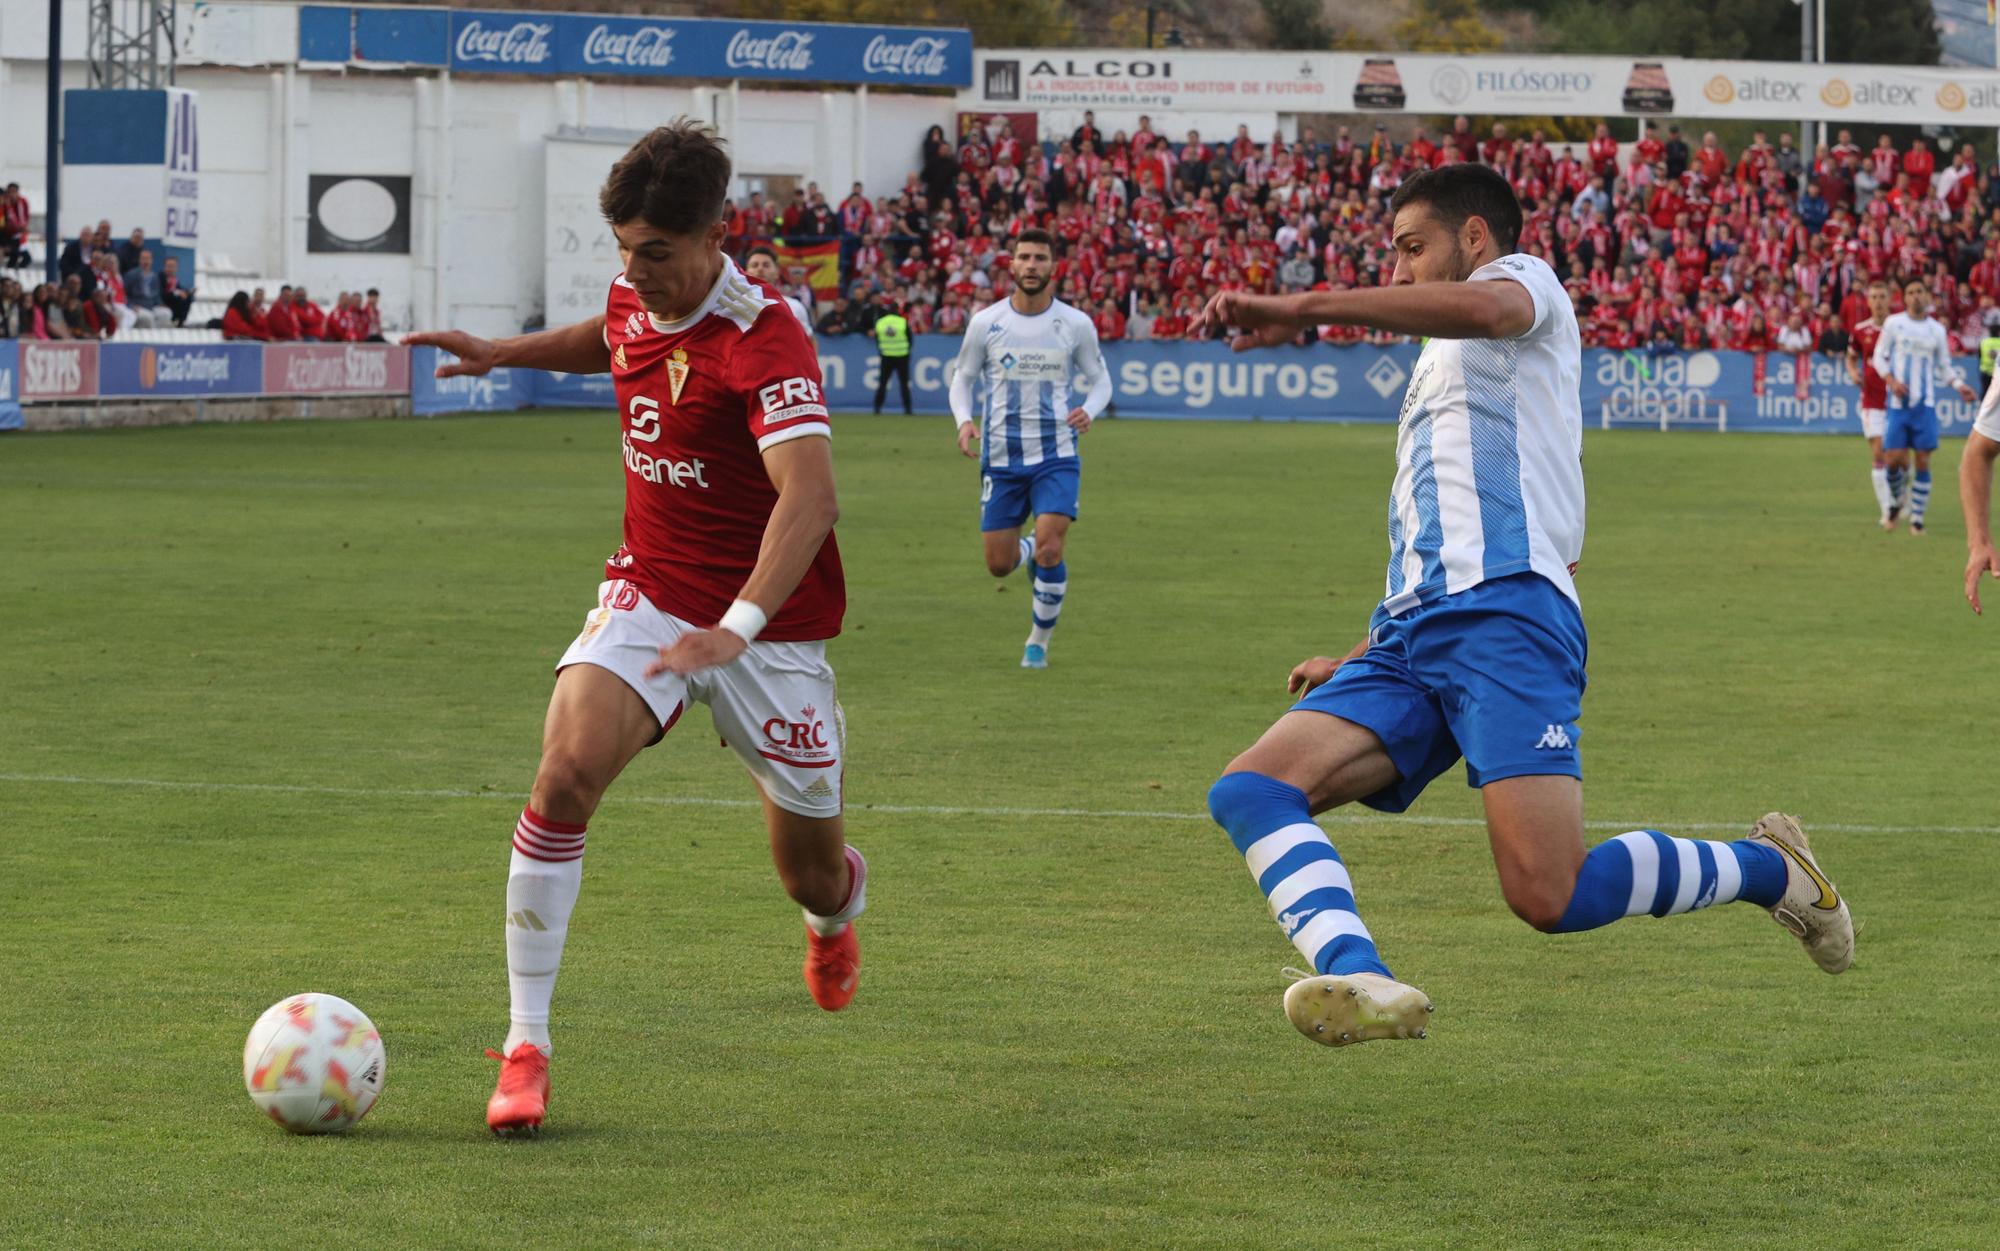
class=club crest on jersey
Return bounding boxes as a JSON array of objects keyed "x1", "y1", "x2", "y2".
[{"x1": 667, "y1": 348, "x2": 691, "y2": 404}]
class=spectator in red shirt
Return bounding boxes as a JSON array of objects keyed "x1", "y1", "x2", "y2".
[
  {"x1": 361, "y1": 288, "x2": 387, "y2": 341},
  {"x1": 265, "y1": 284, "x2": 301, "y2": 340},
  {"x1": 1695, "y1": 132, "x2": 1729, "y2": 186},
  {"x1": 1901, "y1": 137, "x2": 1935, "y2": 197},
  {"x1": 1445, "y1": 116, "x2": 1480, "y2": 163},
  {"x1": 1, "y1": 182, "x2": 29, "y2": 267},
  {"x1": 220, "y1": 290, "x2": 267, "y2": 340},
  {"x1": 1481, "y1": 122, "x2": 1516, "y2": 171},
  {"x1": 290, "y1": 286, "x2": 327, "y2": 340}
]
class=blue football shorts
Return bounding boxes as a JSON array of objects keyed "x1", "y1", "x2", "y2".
[
  {"x1": 1883, "y1": 403, "x2": 1939, "y2": 452},
  {"x1": 1293, "y1": 572, "x2": 1589, "y2": 813},
  {"x1": 980, "y1": 459, "x2": 1081, "y2": 532}
]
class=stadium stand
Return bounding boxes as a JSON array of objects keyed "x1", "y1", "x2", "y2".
[{"x1": 735, "y1": 119, "x2": 2000, "y2": 357}]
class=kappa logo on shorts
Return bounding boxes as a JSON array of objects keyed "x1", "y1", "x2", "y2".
[{"x1": 1535, "y1": 724, "x2": 1574, "y2": 750}]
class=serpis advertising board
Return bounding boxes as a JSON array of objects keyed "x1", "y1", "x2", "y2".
[{"x1": 266, "y1": 344, "x2": 412, "y2": 395}]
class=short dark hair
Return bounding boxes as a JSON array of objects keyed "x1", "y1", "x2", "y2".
[
  {"x1": 1013, "y1": 227, "x2": 1056, "y2": 254},
  {"x1": 600, "y1": 119, "x2": 731, "y2": 234},
  {"x1": 1389, "y1": 164, "x2": 1523, "y2": 254},
  {"x1": 745, "y1": 243, "x2": 780, "y2": 266}
]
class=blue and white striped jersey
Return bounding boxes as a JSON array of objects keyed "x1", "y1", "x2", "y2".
[
  {"x1": 1383, "y1": 253, "x2": 1585, "y2": 616},
  {"x1": 948, "y1": 297, "x2": 1113, "y2": 470},
  {"x1": 1871, "y1": 311, "x2": 1962, "y2": 409}
]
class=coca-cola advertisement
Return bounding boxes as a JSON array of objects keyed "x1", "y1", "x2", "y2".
[{"x1": 342, "y1": 10, "x2": 975, "y2": 87}]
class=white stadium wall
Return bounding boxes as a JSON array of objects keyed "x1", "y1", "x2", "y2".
[{"x1": 0, "y1": 3, "x2": 954, "y2": 338}]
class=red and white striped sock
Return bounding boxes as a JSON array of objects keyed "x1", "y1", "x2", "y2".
[{"x1": 504, "y1": 807, "x2": 586, "y2": 1055}]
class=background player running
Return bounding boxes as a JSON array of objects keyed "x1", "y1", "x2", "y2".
[
  {"x1": 1872, "y1": 280, "x2": 1979, "y2": 535},
  {"x1": 948, "y1": 229, "x2": 1112, "y2": 669},
  {"x1": 1190, "y1": 164, "x2": 1855, "y2": 1049},
  {"x1": 1845, "y1": 281, "x2": 1899, "y2": 527},
  {"x1": 406, "y1": 121, "x2": 868, "y2": 1134}
]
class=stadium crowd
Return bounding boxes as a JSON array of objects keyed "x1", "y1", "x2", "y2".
[
  {"x1": 726, "y1": 113, "x2": 2000, "y2": 355},
  {"x1": 0, "y1": 204, "x2": 387, "y2": 343}
]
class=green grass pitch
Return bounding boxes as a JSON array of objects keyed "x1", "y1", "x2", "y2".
[{"x1": 3, "y1": 410, "x2": 1997, "y2": 1249}]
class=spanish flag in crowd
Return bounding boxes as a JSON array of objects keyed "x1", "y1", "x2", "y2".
[{"x1": 775, "y1": 240, "x2": 842, "y2": 298}]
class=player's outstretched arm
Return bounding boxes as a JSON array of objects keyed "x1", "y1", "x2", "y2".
[
  {"x1": 646, "y1": 435, "x2": 838, "y2": 676},
  {"x1": 1191, "y1": 281, "x2": 1534, "y2": 351},
  {"x1": 405, "y1": 314, "x2": 611, "y2": 378},
  {"x1": 1962, "y1": 430, "x2": 2000, "y2": 614}
]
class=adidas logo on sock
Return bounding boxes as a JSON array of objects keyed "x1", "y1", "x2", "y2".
[{"x1": 508, "y1": 910, "x2": 548, "y2": 931}]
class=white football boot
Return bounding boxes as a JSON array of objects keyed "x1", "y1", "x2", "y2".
[
  {"x1": 1282, "y1": 969, "x2": 1433, "y2": 1046},
  {"x1": 1745, "y1": 812, "x2": 1854, "y2": 974}
]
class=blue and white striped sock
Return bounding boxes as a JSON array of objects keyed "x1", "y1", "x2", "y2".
[
  {"x1": 1208, "y1": 772, "x2": 1393, "y2": 978},
  {"x1": 1887, "y1": 464, "x2": 1908, "y2": 510},
  {"x1": 1911, "y1": 469, "x2": 1932, "y2": 526},
  {"x1": 1027, "y1": 559, "x2": 1066, "y2": 647},
  {"x1": 1550, "y1": 830, "x2": 1787, "y2": 932},
  {"x1": 1014, "y1": 534, "x2": 1036, "y2": 573}
]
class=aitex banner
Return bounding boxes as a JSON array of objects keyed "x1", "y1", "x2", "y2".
[
  {"x1": 266, "y1": 344, "x2": 412, "y2": 395},
  {"x1": 968, "y1": 48, "x2": 2000, "y2": 128}
]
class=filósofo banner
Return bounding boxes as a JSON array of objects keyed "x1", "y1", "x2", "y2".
[
  {"x1": 0, "y1": 341, "x2": 20, "y2": 432},
  {"x1": 811, "y1": 335, "x2": 1984, "y2": 435},
  {"x1": 299, "y1": 6, "x2": 971, "y2": 87},
  {"x1": 409, "y1": 347, "x2": 534, "y2": 415},
  {"x1": 98, "y1": 344, "x2": 264, "y2": 398}
]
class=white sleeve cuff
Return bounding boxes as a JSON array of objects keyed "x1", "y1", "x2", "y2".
[{"x1": 756, "y1": 422, "x2": 832, "y2": 452}]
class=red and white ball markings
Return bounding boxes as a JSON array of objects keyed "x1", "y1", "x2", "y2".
[{"x1": 242, "y1": 993, "x2": 387, "y2": 1134}]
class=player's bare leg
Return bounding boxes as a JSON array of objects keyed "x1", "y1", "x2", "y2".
[
  {"x1": 981, "y1": 526, "x2": 1030, "y2": 578},
  {"x1": 1868, "y1": 434, "x2": 1895, "y2": 527},
  {"x1": 1211, "y1": 711, "x2": 1434, "y2": 1047},
  {"x1": 489, "y1": 663, "x2": 659, "y2": 1135},
  {"x1": 1022, "y1": 512, "x2": 1071, "y2": 669},
  {"x1": 759, "y1": 790, "x2": 867, "y2": 1010},
  {"x1": 1478, "y1": 774, "x2": 1588, "y2": 931}
]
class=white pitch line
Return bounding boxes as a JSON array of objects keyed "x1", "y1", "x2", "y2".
[{"x1": 1, "y1": 771, "x2": 1994, "y2": 836}]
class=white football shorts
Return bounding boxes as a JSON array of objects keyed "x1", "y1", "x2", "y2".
[
  {"x1": 1860, "y1": 407, "x2": 1886, "y2": 440},
  {"x1": 557, "y1": 579, "x2": 844, "y2": 817}
]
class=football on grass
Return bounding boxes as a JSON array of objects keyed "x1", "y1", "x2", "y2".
[{"x1": 243, "y1": 993, "x2": 386, "y2": 1134}]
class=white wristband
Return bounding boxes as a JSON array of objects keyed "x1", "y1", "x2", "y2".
[{"x1": 718, "y1": 598, "x2": 767, "y2": 643}]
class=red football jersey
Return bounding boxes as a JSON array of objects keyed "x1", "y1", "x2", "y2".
[
  {"x1": 1850, "y1": 320, "x2": 1887, "y2": 409},
  {"x1": 602, "y1": 256, "x2": 843, "y2": 641}
]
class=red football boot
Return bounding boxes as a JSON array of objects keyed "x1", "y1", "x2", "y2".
[
  {"x1": 804, "y1": 923, "x2": 861, "y2": 1011},
  {"x1": 484, "y1": 1042, "x2": 550, "y2": 1135}
]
